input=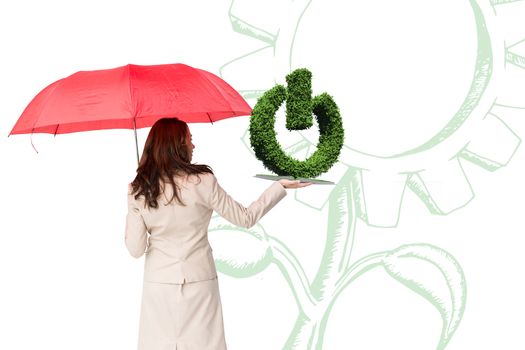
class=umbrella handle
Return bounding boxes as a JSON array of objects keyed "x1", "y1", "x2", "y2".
[{"x1": 133, "y1": 118, "x2": 139, "y2": 166}]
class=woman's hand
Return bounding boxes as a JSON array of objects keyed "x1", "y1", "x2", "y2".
[{"x1": 278, "y1": 179, "x2": 313, "y2": 189}]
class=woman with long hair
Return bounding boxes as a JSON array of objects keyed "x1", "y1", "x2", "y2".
[{"x1": 125, "y1": 117, "x2": 311, "y2": 350}]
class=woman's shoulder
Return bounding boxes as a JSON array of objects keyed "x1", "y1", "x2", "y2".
[
  {"x1": 187, "y1": 171, "x2": 215, "y2": 185},
  {"x1": 169, "y1": 171, "x2": 215, "y2": 184}
]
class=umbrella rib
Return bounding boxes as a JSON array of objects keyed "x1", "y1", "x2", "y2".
[
  {"x1": 30, "y1": 79, "x2": 63, "y2": 133},
  {"x1": 195, "y1": 68, "x2": 235, "y2": 119}
]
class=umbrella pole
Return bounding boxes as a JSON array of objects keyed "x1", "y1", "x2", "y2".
[{"x1": 133, "y1": 118, "x2": 139, "y2": 166}]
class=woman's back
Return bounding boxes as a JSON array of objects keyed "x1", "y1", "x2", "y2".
[{"x1": 125, "y1": 172, "x2": 287, "y2": 284}]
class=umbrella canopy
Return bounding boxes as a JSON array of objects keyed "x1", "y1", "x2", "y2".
[{"x1": 8, "y1": 63, "x2": 252, "y2": 163}]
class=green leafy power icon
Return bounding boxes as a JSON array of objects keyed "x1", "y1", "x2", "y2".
[{"x1": 249, "y1": 68, "x2": 345, "y2": 179}]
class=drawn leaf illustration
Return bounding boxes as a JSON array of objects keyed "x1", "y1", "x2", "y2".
[
  {"x1": 208, "y1": 215, "x2": 273, "y2": 278},
  {"x1": 381, "y1": 244, "x2": 467, "y2": 350}
]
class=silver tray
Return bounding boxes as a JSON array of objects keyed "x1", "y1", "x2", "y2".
[{"x1": 254, "y1": 174, "x2": 335, "y2": 185}]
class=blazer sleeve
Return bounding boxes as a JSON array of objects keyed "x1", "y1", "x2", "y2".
[
  {"x1": 125, "y1": 184, "x2": 149, "y2": 258},
  {"x1": 207, "y1": 174, "x2": 287, "y2": 229}
]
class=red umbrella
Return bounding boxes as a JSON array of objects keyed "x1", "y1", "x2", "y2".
[{"x1": 8, "y1": 63, "x2": 252, "y2": 164}]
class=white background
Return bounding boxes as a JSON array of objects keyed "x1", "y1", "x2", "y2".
[{"x1": 1, "y1": 0, "x2": 524, "y2": 349}]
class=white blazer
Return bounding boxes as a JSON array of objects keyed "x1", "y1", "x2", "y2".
[{"x1": 125, "y1": 172, "x2": 287, "y2": 283}]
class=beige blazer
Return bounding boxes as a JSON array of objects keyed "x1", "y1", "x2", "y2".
[{"x1": 125, "y1": 172, "x2": 287, "y2": 283}]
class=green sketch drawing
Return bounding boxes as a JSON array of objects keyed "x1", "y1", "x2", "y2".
[{"x1": 210, "y1": 0, "x2": 525, "y2": 349}]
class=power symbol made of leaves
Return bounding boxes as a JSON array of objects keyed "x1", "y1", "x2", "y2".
[{"x1": 249, "y1": 68, "x2": 345, "y2": 179}]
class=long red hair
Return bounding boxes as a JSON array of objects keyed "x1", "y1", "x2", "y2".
[{"x1": 129, "y1": 117, "x2": 213, "y2": 209}]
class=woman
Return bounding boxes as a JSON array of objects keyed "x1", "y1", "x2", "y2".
[{"x1": 125, "y1": 117, "x2": 311, "y2": 350}]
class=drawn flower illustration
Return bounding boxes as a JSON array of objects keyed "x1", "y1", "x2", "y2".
[
  {"x1": 224, "y1": 0, "x2": 524, "y2": 226},
  {"x1": 209, "y1": 1, "x2": 525, "y2": 349}
]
